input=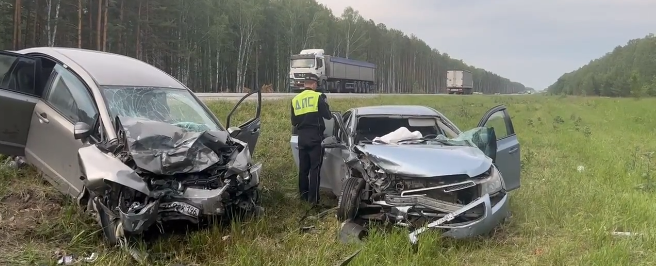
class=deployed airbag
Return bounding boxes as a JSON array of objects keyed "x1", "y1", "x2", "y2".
[{"x1": 372, "y1": 127, "x2": 423, "y2": 144}]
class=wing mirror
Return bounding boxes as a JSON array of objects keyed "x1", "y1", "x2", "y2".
[
  {"x1": 322, "y1": 136, "x2": 347, "y2": 149},
  {"x1": 73, "y1": 122, "x2": 92, "y2": 140},
  {"x1": 227, "y1": 126, "x2": 242, "y2": 138}
]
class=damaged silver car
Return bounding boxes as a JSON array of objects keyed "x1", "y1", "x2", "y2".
[
  {"x1": 0, "y1": 47, "x2": 263, "y2": 245},
  {"x1": 290, "y1": 105, "x2": 520, "y2": 244}
]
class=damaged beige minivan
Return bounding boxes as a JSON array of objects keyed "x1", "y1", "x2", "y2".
[{"x1": 0, "y1": 47, "x2": 263, "y2": 246}]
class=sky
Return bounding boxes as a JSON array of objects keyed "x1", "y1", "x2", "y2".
[{"x1": 314, "y1": 0, "x2": 656, "y2": 90}]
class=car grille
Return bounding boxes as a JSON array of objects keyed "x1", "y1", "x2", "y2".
[{"x1": 392, "y1": 178, "x2": 480, "y2": 206}]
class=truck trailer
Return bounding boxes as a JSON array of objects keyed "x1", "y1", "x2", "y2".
[
  {"x1": 289, "y1": 49, "x2": 376, "y2": 93},
  {"x1": 446, "y1": 70, "x2": 474, "y2": 95}
]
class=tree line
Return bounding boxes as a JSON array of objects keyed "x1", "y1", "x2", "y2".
[
  {"x1": 548, "y1": 34, "x2": 656, "y2": 97},
  {"x1": 2, "y1": 0, "x2": 529, "y2": 94}
]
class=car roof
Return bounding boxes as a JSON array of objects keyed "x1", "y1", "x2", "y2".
[
  {"x1": 354, "y1": 105, "x2": 440, "y2": 116},
  {"x1": 20, "y1": 47, "x2": 185, "y2": 88}
]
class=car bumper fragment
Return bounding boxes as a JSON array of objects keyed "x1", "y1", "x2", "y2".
[
  {"x1": 407, "y1": 192, "x2": 509, "y2": 244},
  {"x1": 117, "y1": 163, "x2": 262, "y2": 234}
]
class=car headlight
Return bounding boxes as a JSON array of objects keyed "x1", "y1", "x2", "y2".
[{"x1": 480, "y1": 166, "x2": 504, "y2": 195}]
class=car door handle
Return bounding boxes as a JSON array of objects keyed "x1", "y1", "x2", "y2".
[
  {"x1": 250, "y1": 128, "x2": 260, "y2": 134},
  {"x1": 35, "y1": 112, "x2": 49, "y2": 123},
  {"x1": 508, "y1": 147, "x2": 518, "y2": 154}
]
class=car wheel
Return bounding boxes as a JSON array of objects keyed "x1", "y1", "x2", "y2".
[
  {"x1": 336, "y1": 177, "x2": 365, "y2": 222},
  {"x1": 94, "y1": 198, "x2": 124, "y2": 246}
]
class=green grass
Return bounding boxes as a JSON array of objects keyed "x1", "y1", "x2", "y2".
[{"x1": 2, "y1": 95, "x2": 656, "y2": 265}]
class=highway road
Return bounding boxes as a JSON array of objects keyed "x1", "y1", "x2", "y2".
[
  {"x1": 195, "y1": 92, "x2": 377, "y2": 101},
  {"x1": 195, "y1": 92, "x2": 527, "y2": 101}
]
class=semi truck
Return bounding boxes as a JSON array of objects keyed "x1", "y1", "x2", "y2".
[
  {"x1": 446, "y1": 70, "x2": 474, "y2": 95},
  {"x1": 288, "y1": 49, "x2": 376, "y2": 93}
]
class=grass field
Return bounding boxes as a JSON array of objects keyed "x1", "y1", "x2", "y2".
[{"x1": 2, "y1": 95, "x2": 656, "y2": 265}]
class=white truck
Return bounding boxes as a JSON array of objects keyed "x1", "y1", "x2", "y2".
[
  {"x1": 446, "y1": 70, "x2": 474, "y2": 95},
  {"x1": 289, "y1": 49, "x2": 376, "y2": 93}
]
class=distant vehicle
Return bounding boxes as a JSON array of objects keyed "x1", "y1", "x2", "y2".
[
  {"x1": 290, "y1": 105, "x2": 521, "y2": 244},
  {"x1": 446, "y1": 70, "x2": 474, "y2": 95},
  {"x1": 288, "y1": 49, "x2": 376, "y2": 93}
]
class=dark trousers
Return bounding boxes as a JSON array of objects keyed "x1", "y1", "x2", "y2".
[{"x1": 298, "y1": 133, "x2": 324, "y2": 205}]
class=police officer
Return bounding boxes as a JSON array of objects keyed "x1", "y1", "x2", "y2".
[{"x1": 290, "y1": 73, "x2": 332, "y2": 205}]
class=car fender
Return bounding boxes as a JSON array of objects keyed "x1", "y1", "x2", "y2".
[{"x1": 77, "y1": 145, "x2": 151, "y2": 196}]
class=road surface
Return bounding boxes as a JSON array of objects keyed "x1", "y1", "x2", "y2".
[{"x1": 195, "y1": 92, "x2": 377, "y2": 101}]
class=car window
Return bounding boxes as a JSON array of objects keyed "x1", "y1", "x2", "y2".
[
  {"x1": 0, "y1": 55, "x2": 37, "y2": 95},
  {"x1": 482, "y1": 110, "x2": 509, "y2": 139},
  {"x1": 323, "y1": 117, "x2": 335, "y2": 138},
  {"x1": 46, "y1": 65, "x2": 98, "y2": 125},
  {"x1": 0, "y1": 54, "x2": 15, "y2": 82}
]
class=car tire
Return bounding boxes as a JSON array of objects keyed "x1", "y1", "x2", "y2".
[
  {"x1": 94, "y1": 199, "x2": 123, "y2": 246},
  {"x1": 336, "y1": 177, "x2": 364, "y2": 222}
]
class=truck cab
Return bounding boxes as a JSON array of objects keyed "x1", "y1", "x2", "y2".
[{"x1": 289, "y1": 49, "x2": 326, "y2": 92}]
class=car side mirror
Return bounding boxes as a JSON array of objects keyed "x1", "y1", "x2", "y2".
[
  {"x1": 227, "y1": 126, "x2": 242, "y2": 138},
  {"x1": 73, "y1": 122, "x2": 92, "y2": 140},
  {"x1": 322, "y1": 136, "x2": 346, "y2": 149}
]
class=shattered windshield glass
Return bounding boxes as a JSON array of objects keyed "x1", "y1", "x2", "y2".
[
  {"x1": 384, "y1": 127, "x2": 495, "y2": 156},
  {"x1": 430, "y1": 127, "x2": 488, "y2": 145},
  {"x1": 101, "y1": 86, "x2": 221, "y2": 132},
  {"x1": 429, "y1": 127, "x2": 496, "y2": 158}
]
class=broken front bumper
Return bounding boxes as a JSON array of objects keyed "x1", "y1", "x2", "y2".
[
  {"x1": 407, "y1": 192, "x2": 510, "y2": 244},
  {"x1": 118, "y1": 163, "x2": 263, "y2": 234}
]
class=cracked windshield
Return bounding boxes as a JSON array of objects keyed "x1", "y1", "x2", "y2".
[{"x1": 101, "y1": 86, "x2": 220, "y2": 132}]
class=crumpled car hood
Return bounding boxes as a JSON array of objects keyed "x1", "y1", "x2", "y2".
[
  {"x1": 118, "y1": 116, "x2": 250, "y2": 175},
  {"x1": 357, "y1": 144, "x2": 492, "y2": 178}
]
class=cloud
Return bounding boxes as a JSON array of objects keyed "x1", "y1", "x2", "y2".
[{"x1": 316, "y1": 0, "x2": 656, "y2": 89}]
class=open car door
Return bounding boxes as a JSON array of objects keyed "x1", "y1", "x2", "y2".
[
  {"x1": 0, "y1": 51, "x2": 40, "y2": 156},
  {"x1": 320, "y1": 112, "x2": 350, "y2": 196},
  {"x1": 477, "y1": 105, "x2": 520, "y2": 191},
  {"x1": 226, "y1": 88, "x2": 262, "y2": 156}
]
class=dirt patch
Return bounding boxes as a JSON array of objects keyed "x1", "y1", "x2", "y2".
[
  {"x1": 0, "y1": 188, "x2": 65, "y2": 243},
  {"x1": 0, "y1": 167, "x2": 69, "y2": 262}
]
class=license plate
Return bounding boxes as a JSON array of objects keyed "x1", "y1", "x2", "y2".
[{"x1": 159, "y1": 202, "x2": 200, "y2": 217}]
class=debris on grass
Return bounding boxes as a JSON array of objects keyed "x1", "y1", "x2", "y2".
[
  {"x1": 298, "y1": 206, "x2": 337, "y2": 234},
  {"x1": 119, "y1": 238, "x2": 149, "y2": 264},
  {"x1": 338, "y1": 220, "x2": 368, "y2": 244},
  {"x1": 334, "y1": 248, "x2": 362, "y2": 266},
  {"x1": 55, "y1": 251, "x2": 98, "y2": 265},
  {"x1": 1, "y1": 156, "x2": 26, "y2": 170},
  {"x1": 577, "y1": 165, "x2": 585, "y2": 172},
  {"x1": 611, "y1": 231, "x2": 643, "y2": 237}
]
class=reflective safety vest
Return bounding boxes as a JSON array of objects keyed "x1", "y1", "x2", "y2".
[{"x1": 291, "y1": 90, "x2": 322, "y2": 116}]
